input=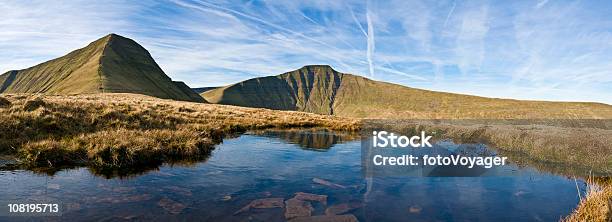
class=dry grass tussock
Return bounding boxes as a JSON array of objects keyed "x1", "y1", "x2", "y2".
[
  {"x1": 563, "y1": 177, "x2": 612, "y2": 222},
  {"x1": 0, "y1": 96, "x2": 10, "y2": 108},
  {"x1": 0, "y1": 93, "x2": 359, "y2": 169}
]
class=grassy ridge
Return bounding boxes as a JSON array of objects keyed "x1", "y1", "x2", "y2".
[
  {"x1": 0, "y1": 93, "x2": 358, "y2": 169},
  {"x1": 203, "y1": 65, "x2": 612, "y2": 119}
]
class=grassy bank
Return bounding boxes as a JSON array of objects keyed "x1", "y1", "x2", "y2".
[
  {"x1": 365, "y1": 120, "x2": 611, "y2": 175},
  {"x1": 1, "y1": 94, "x2": 609, "y2": 220},
  {"x1": 564, "y1": 178, "x2": 612, "y2": 222},
  {"x1": 0, "y1": 93, "x2": 359, "y2": 170},
  {"x1": 365, "y1": 120, "x2": 611, "y2": 221},
  {"x1": 2, "y1": 95, "x2": 607, "y2": 173}
]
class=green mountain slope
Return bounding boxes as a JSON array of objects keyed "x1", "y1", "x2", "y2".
[
  {"x1": 0, "y1": 34, "x2": 205, "y2": 103},
  {"x1": 203, "y1": 65, "x2": 612, "y2": 118}
]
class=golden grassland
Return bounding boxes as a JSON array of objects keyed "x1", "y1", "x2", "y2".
[
  {"x1": 563, "y1": 177, "x2": 612, "y2": 222},
  {"x1": 0, "y1": 93, "x2": 358, "y2": 169},
  {"x1": 366, "y1": 120, "x2": 611, "y2": 174},
  {"x1": 0, "y1": 94, "x2": 610, "y2": 220}
]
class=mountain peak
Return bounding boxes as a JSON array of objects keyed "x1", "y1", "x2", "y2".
[
  {"x1": 298, "y1": 65, "x2": 336, "y2": 71},
  {"x1": 0, "y1": 34, "x2": 206, "y2": 102},
  {"x1": 87, "y1": 33, "x2": 136, "y2": 50},
  {"x1": 102, "y1": 33, "x2": 127, "y2": 40},
  {"x1": 204, "y1": 64, "x2": 349, "y2": 114},
  {"x1": 97, "y1": 33, "x2": 139, "y2": 47},
  {"x1": 287, "y1": 65, "x2": 340, "y2": 79}
]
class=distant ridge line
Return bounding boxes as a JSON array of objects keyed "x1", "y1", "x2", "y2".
[{"x1": 201, "y1": 65, "x2": 612, "y2": 119}]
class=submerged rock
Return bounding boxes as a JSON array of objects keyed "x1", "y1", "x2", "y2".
[
  {"x1": 288, "y1": 214, "x2": 359, "y2": 222},
  {"x1": 157, "y1": 198, "x2": 186, "y2": 215},
  {"x1": 47, "y1": 183, "x2": 61, "y2": 190},
  {"x1": 155, "y1": 171, "x2": 176, "y2": 177},
  {"x1": 0, "y1": 155, "x2": 17, "y2": 168},
  {"x1": 221, "y1": 195, "x2": 232, "y2": 201},
  {"x1": 325, "y1": 202, "x2": 363, "y2": 215},
  {"x1": 295, "y1": 192, "x2": 327, "y2": 205},
  {"x1": 233, "y1": 198, "x2": 284, "y2": 215},
  {"x1": 65, "y1": 203, "x2": 81, "y2": 212},
  {"x1": 248, "y1": 198, "x2": 285, "y2": 209},
  {"x1": 164, "y1": 186, "x2": 193, "y2": 196},
  {"x1": 285, "y1": 198, "x2": 314, "y2": 219},
  {"x1": 111, "y1": 186, "x2": 136, "y2": 193},
  {"x1": 121, "y1": 215, "x2": 141, "y2": 220},
  {"x1": 408, "y1": 205, "x2": 422, "y2": 214},
  {"x1": 90, "y1": 194, "x2": 152, "y2": 204},
  {"x1": 313, "y1": 178, "x2": 346, "y2": 189},
  {"x1": 514, "y1": 190, "x2": 527, "y2": 197}
]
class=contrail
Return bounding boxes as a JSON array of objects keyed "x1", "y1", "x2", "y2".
[
  {"x1": 302, "y1": 10, "x2": 360, "y2": 52},
  {"x1": 536, "y1": 0, "x2": 549, "y2": 9},
  {"x1": 376, "y1": 66, "x2": 427, "y2": 81},
  {"x1": 301, "y1": 13, "x2": 318, "y2": 25},
  {"x1": 349, "y1": 6, "x2": 367, "y2": 37},
  {"x1": 443, "y1": 0, "x2": 457, "y2": 28},
  {"x1": 178, "y1": 0, "x2": 340, "y2": 53},
  {"x1": 172, "y1": 0, "x2": 354, "y2": 70},
  {"x1": 364, "y1": 3, "x2": 375, "y2": 202},
  {"x1": 366, "y1": 10, "x2": 375, "y2": 77}
]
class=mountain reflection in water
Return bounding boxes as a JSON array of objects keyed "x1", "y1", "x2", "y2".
[
  {"x1": 251, "y1": 128, "x2": 360, "y2": 150},
  {"x1": 0, "y1": 129, "x2": 586, "y2": 222}
]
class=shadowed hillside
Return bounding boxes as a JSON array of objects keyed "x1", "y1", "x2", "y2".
[
  {"x1": 202, "y1": 65, "x2": 612, "y2": 119},
  {"x1": 192, "y1": 87, "x2": 220, "y2": 94},
  {"x1": 0, "y1": 34, "x2": 205, "y2": 103}
]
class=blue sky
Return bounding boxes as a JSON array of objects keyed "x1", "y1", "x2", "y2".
[{"x1": 1, "y1": 0, "x2": 611, "y2": 104}]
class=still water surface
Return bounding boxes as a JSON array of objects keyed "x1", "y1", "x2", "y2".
[{"x1": 0, "y1": 130, "x2": 584, "y2": 221}]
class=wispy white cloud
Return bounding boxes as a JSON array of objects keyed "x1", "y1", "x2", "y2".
[
  {"x1": 0, "y1": 0, "x2": 610, "y2": 104},
  {"x1": 443, "y1": 0, "x2": 457, "y2": 27},
  {"x1": 536, "y1": 0, "x2": 549, "y2": 9},
  {"x1": 455, "y1": 3, "x2": 489, "y2": 75},
  {"x1": 349, "y1": 5, "x2": 368, "y2": 37},
  {"x1": 0, "y1": 0, "x2": 139, "y2": 70},
  {"x1": 375, "y1": 65, "x2": 426, "y2": 81}
]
